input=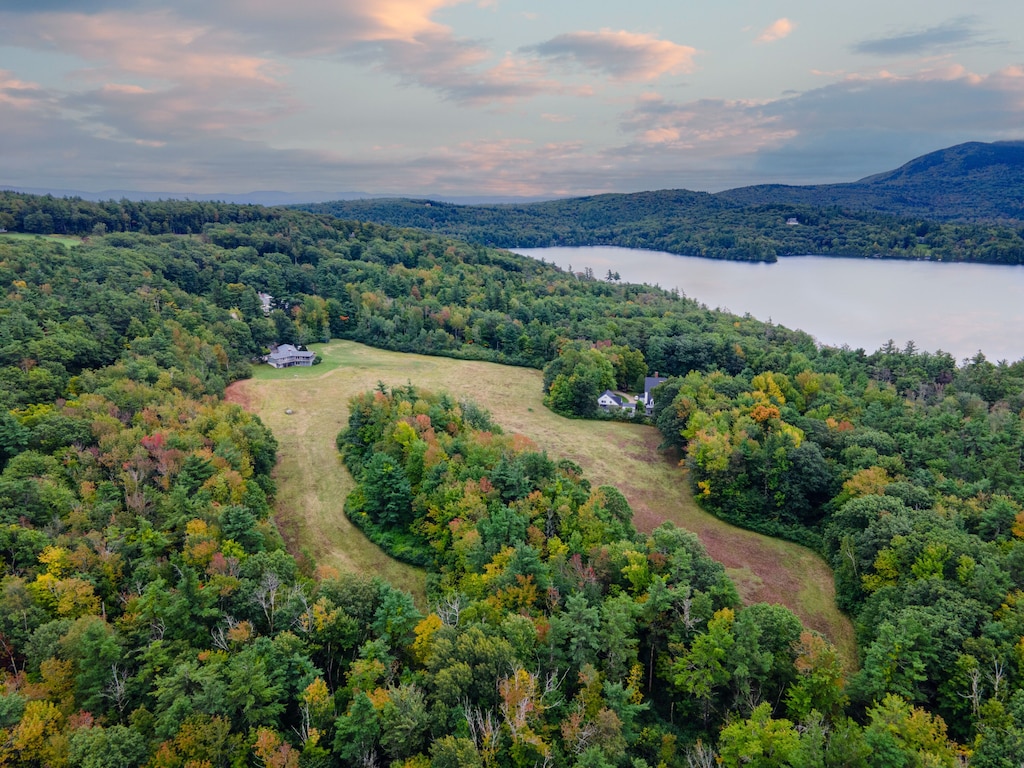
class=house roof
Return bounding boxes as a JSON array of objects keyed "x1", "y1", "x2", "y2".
[
  {"x1": 644, "y1": 376, "x2": 668, "y2": 395},
  {"x1": 268, "y1": 344, "x2": 315, "y2": 360}
]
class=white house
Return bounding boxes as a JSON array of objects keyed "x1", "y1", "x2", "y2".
[
  {"x1": 267, "y1": 344, "x2": 316, "y2": 368},
  {"x1": 597, "y1": 390, "x2": 638, "y2": 414},
  {"x1": 258, "y1": 292, "x2": 274, "y2": 316},
  {"x1": 598, "y1": 390, "x2": 625, "y2": 409}
]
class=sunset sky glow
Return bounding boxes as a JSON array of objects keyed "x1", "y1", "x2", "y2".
[{"x1": 3, "y1": 1, "x2": 1024, "y2": 198}]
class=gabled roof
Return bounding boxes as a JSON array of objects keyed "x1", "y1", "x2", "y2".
[
  {"x1": 598, "y1": 389, "x2": 624, "y2": 406},
  {"x1": 268, "y1": 343, "x2": 315, "y2": 360},
  {"x1": 644, "y1": 376, "x2": 668, "y2": 395}
]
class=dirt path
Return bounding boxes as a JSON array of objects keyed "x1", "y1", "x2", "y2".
[{"x1": 228, "y1": 340, "x2": 857, "y2": 667}]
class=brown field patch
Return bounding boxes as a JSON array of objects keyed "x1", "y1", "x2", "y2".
[{"x1": 231, "y1": 340, "x2": 857, "y2": 668}]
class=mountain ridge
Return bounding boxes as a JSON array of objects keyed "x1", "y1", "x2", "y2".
[{"x1": 715, "y1": 140, "x2": 1024, "y2": 220}]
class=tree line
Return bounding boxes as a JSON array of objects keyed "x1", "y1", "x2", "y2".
[{"x1": 299, "y1": 195, "x2": 1024, "y2": 265}]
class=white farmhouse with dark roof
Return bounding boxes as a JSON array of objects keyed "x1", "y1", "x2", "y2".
[
  {"x1": 598, "y1": 390, "x2": 624, "y2": 409},
  {"x1": 266, "y1": 344, "x2": 315, "y2": 368},
  {"x1": 639, "y1": 374, "x2": 668, "y2": 415}
]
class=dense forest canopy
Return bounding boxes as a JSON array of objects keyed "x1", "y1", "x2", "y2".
[
  {"x1": 331, "y1": 383, "x2": 902, "y2": 766},
  {"x1": 0, "y1": 193, "x2": 1022, "y2": 764}
]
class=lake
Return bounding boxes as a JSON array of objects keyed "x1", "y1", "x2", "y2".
[{"x1": 510, "y1": 246, "x2": 1024, "y2": 364}]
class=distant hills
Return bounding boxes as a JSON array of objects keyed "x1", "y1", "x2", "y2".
[
  {"x1": 5, "y1": 141, "x2": 1024, "y2": 264},
  {"x1": 0, "y1": 186, "x2": 555, "y2": 207},
  {"x1": 716, "y1": 141, "x2": 1024, "y2": 221},
  {"x1": 2, "y1": 186, "x2": 352, "y2": 206},
  {"x1": 296, "y1": 141, "x2": 1024, "y2": 265}
]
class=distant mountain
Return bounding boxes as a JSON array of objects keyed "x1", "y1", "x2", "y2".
[
  {"x1": 296, "y1": 142, "x2": 1024, "y2": 265},
  {"x1": 716, "y1": 141, "x2": 1024, "y2": 221}
]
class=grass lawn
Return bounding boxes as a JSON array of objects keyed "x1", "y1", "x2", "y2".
[
  {"x1": 0, "y1": 232, "x2": 85, "y2": 248},
  {"x1": 228, "y1": 340, "x2": 857, "y2": 668}
]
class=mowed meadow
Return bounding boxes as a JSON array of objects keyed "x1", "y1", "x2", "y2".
[{"x1": 227, "y1": 340, "x2": 856, "y2": 667}]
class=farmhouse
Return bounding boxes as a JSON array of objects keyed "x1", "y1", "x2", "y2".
[
  {"x1": 639, "y1": 374, "x2": 668, "y2": 415},
  {"x1": 597, "y1": 390, "x2": 637, "y2": 414},
  {"x1": 266, "y1": 344, "x2": 315, "y2": 368},
  {"x1": 598, "y1": 390, "x2": 624, "y2": 409}
]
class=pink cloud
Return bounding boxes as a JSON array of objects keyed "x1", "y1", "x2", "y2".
[
  {"x1": 64, "y1": 81, "x2": 292, "y2": 143},
  {"x1": 202, "y1": 0, "x2": 471, "y2": 52},
  {"x1": 15, "y1": 11, "x2": 281, "y2": 88},
  {"x1": 0, "y1": 1, "x2": 592, "y2": 115},
  {"x1": 530, "y1": 29, "x2": 698, "y2": 81},
  {"x1": 757, "y1": 18, "x2": 794, "y2": 44},
  {"x1": 0, "y1": 10, "x2": 301, "y2": 147},
  {"x1": 355, "y1": 34, "x2": 573, "y2": 104},
  {"x1": 0, "y1": 70, "x2": 54, "y2": 109},
  {"x1": 623, "y1": 95, "x2": 797, "y2": 155},
  {"x1": 619, "y1": 63, "x2": 1024, "y2": 173},
  {"x1": 405, "y1": 138, "x2": 593, "y2": 196}
]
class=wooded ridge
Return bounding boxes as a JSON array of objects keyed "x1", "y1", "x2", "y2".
[{"x1": 297, "y1": 141, "x2": 1024, "y2": 264}]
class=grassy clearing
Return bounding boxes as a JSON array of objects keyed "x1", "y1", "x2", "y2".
[
  {"x1": 0, "y1": 232, "x2": 85, "y2": 248},
  {"x1": 229, "y1": 340, "x2": 857, "y2": 668}
]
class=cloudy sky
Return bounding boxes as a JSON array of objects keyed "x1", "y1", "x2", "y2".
[{"x1": 2, "y1": 1, "x2": 1024, "y2": 198}]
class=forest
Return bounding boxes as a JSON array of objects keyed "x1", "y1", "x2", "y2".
[
  {"x1": 0, "y1": 192, "x2": 1022, "y2": 765},
  {"x1": 297, "y1": 194, "x2": 1024, "y2": 265},
  {"x1": 5, "y1": 187, "x2": 1024, "y2": 266}
]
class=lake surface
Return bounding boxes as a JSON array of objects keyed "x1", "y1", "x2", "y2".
[{"x1": 511, "y1": 246, "x2": 1024, "y2": 363}]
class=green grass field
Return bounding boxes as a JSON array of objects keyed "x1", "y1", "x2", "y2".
[
  {"x1": 229, "y1": 340, "x2": 857, "y2": 668},
  {"x1": 0, "y1": 232, "x2": 85, "y2": 248}
]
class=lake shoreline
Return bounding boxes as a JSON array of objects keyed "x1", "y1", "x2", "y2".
[{"x1": 512, "y1": 246, "x2": 1024, "y2": 363}]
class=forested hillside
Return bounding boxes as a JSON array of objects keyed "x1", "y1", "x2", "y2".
[
  {"x1": 718, "y1": 141, "x2": 1024, "y2": 221},
  {"x1": 298, "y1": 195, "x2": 1024, "y2": 265},
  {"x1": 0, "y1": 194, "x2": 1023, "y2": 764},
  {"x1": 295, "y1": 141, "x2": 1024, "y2": 264}
]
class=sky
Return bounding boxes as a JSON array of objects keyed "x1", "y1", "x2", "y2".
[{"x1": 2, "y1": 1, "x2": 1024, "y2": 199}]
